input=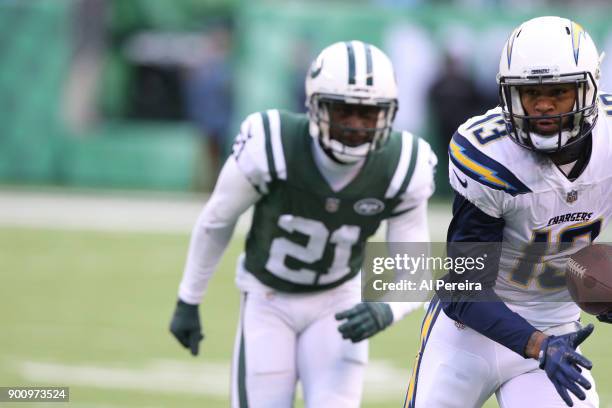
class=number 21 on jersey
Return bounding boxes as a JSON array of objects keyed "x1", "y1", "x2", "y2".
[{"x1": 266, "y1": 215, "x2": 361, "y2": 285}]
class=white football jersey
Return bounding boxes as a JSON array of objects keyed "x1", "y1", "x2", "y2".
[{"x1": 449, "y1": 93, "x2": 612, "y2": 329}]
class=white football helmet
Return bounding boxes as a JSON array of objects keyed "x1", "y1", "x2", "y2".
[
  {"x1": 497, "y1": 16, "x2": 600, "y2": 152},
  {"x1": 305, "y1": 41, "x2": 398, "y2": 163}
]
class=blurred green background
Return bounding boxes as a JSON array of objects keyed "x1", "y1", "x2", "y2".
[
  {"x1": 2, "y1": 0, "x2": 612, "y2": 193},
  {"x1": 2, "y1": 0, "x2": 612, "y2": 407}
]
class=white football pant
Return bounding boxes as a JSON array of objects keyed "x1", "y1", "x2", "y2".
[
  {"x1": 230, "y1": 276, "x2": 367, "y2": 408},
  {"x1": 405, "y1": 298, "x2": 599, "y2": 408}
]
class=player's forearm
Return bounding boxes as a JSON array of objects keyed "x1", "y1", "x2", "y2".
[
  {"x1": 385, "y1": 202, "x2": 430, "y2": 323},
  {"x1": 178, "y1": 157, "x2": 260, "y2": 304},
  {"x1": 442, "y1": 192, "x2": 542, "y2": 356},
  {"x1": 179, "y1": 217, "x2": 237, "y2": 304},
  {"x1": 442, "y1": 291, "x2": 539, "y2": 358}
]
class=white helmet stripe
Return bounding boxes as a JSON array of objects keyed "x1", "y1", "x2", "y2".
[
  {"x1": 351, "y1": 40, "x2": 372, "y2": 87},
  {"x1": 352, "y1": 40, "x2": 366, "y2": 86}
]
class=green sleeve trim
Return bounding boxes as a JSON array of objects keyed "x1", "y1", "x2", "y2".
[
  {"x1": 389, "y1": 204, "x2": 418, "y2": 218},
  {"x1": 262, "y1": 111, "x2": 277, "y2": 182},
  {"x1": 394, "y1": 134, "x2": 420, "y2": 199},
  {"x1": 237, "y1": 294, "x2": 249, "y2": 407}
]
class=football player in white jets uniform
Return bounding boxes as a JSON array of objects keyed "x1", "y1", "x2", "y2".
[
  {"x1": 405, "y1": 17, "x2": 612, "y2": 408},
  {"x1": 169, "y1": 41, "x2": 437, "y2": 407}
]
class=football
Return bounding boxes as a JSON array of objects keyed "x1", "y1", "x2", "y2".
[{"x1": 566, "y1": 244, "x2": 612, "y2": 315}]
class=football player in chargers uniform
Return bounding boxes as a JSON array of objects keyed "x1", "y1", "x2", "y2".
[
  {"x1": 169, "y1": 41, "x2": 437, "y2": 407},
  {"x1": 405, "y1": 17, "x2": 612, "y2": 408}
]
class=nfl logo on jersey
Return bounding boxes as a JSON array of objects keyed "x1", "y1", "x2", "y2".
[
  {"x1": 325, "y1": 197, "x2": 340, "y2": 213},
  {"x1": 566, "y1": 190, "x2": 578, "y2": 203}
]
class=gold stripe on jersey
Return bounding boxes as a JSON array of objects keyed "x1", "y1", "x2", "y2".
[{"x1": 404, "y1": 299, "x2": 442, "y2": 408}]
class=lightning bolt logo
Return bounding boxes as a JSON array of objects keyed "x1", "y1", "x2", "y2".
[
  {"x1": 506, "y1": 28, "x2": 519, "y2": 69},
  {"x1": 449, "y1": 140, "x2": 510, "y2": 190},
  {"x1": 571, "y1": 22, "x2": 585, "y2": 66}
]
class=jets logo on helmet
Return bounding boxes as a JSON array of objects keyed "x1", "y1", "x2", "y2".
[
  {"x1": 497, "y1": 16, "x2": 600, "y2": 153},
  {"x1": 310, "y1": 55, "x2": 324, "y2": 79},
  {"x1": 305, "y1": 41, "x2": 398, "y2": 163}
]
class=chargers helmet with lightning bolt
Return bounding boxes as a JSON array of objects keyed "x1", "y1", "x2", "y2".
[{"x1": 498, "y1": 16, "x2": 601, "y2": 153}]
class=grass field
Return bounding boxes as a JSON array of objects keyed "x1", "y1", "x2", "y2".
[{"x1": 1, "y1": 220, "x2": 611, "y2": 407}]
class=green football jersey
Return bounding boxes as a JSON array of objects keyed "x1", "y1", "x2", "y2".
[{"x1": 233, "y1": 109, "x2": 428, "y2": 293}]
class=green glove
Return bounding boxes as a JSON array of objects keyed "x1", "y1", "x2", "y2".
[
  {"x1": 169, "y1": 299, "x2": 204, "y2": 356},
  {"x1": 335, "y1": 302, "x2": 393, "y2": 343}
]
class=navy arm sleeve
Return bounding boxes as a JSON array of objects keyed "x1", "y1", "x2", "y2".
[{"x1": 441, "y1": 192, "x2": 538, "y2": 358}]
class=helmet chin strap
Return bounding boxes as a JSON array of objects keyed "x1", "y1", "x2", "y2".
[
  {"x1": 319, "y1": 139, "x2": 357, "y2": 165},
  {"x1": 527, "y1": 129, "x2": 572, "y2": 152}
]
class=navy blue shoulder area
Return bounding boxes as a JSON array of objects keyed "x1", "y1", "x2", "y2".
[{"x1": 449, "y1": 131, "x2": 531, "y2": 196}]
